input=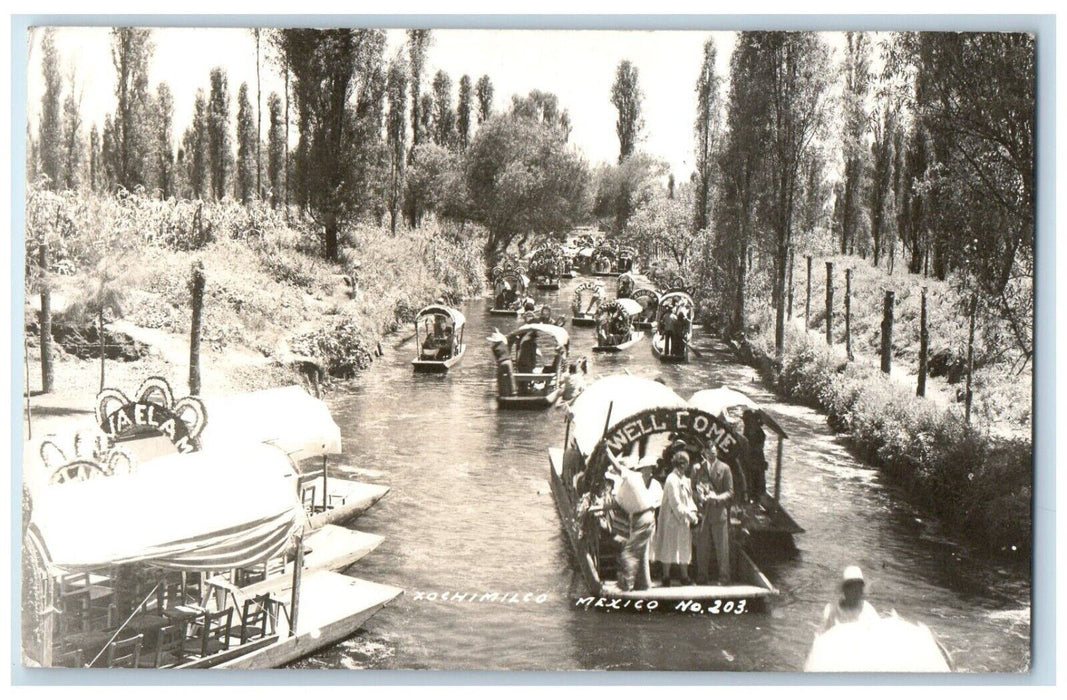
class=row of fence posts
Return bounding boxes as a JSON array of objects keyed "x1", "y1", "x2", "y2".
[{"x1": 801, "y1": 255, "x2": 932, "y2": 402}]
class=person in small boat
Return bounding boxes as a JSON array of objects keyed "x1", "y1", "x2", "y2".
[
  {"x1": 618, "y1": 274, "x2": 634, "y2": 299},
  {"x1": 488, "y1": 330, "x2": 516, "y2": 397},
  {"x1": 819, "y1": 566, "x2": 880, "y2": 632},
  {"x1": 653, "y1": 451, "x2": 699, "y2": 587},
  {"x1": 561, "y1": 362, "x2": 586, "y2": 401},
  {"x1": 741, "y1": 409, "x2": 768, "y2": 503},
  {"x1": 514, "y1": 332, "x2": 541, "y2": 374},
  {"x1": 693, "y1": 449, "x2": 734, "y2": 585},
  {"x1": 660, "y1": 308, "x2": 678, "y2": 356},
  {"x1": 495, "y1": 279, "x2": 515, "y2": 309}
]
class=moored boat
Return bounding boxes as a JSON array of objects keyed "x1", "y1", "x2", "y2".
[
  {"x1": 570, "y1": 281, "x2": 604, "y2": 327},
  {"x1": 688, "y1": 386, "x2": 804, "y2": 553},
  {"x1": 591, "y1": 245, "x2": 618, "y2": 277},
  {"x1": 547, "y1": 375, "x2": 778, "y2": 607},
  {"x1": 617, "y1": 246, "x2": 637, "y2": 274},
  {"x1": 411, "y1": 304, "x2": 467, "y2": 372},
  {"x1": 593, "y1": 298, "x2": 646, "y2": 353},
  {"x1": 489, "y1": 323, "x2": 570, "y2": 409},
  {"x1": 650, "y1": 290, "x2": 695, "y2": 363}
]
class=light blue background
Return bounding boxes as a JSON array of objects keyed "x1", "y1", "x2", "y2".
[{"x1": 9, "y1": 13, "x2": 1056, "y2": 686}]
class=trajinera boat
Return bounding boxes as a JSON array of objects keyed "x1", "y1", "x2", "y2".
[
  {"x1": 489, "y1": 323, "x2": 570, "y2": 409},
  {"x1": 411, "y1": 304, "x2": 466, "y2": 372},
  {"x1": 570, "y1": 281, "x2": 605, "y2": 327},
  {"x1": 616, "y1": 272, "x2": 635, "y2": 299},
  {"x1": 804, "y1": 614, "x2": 955, "y2": 672},
  {"x1": 489, "y1": 265, "x2": 532, "y2": 316},
  {"x1": 529, "y1": 245, "x2": 565, "y2": 290},
  {"x1": 593, "y1": 298, "x2": 645, "y2": 352},
  {"x1": 651, "y1": 290, "x2": 695, "y2": 363},
  {"x1": 547, "y1": 375, "x2": 778, "y2": 606},
  {"x1": 688, "y1": 387, "x2": 804, "y2": 553},
  {"x1": 630, "y1": 288, "x2": 660, "y2": 330},
  {"x1": 23, "y1": 382, "x2": 400, "y2": 669},
  {"x1": 617, "y1": 246, "x2": 637, "y2": 274},
  {"x1": 591, "y1": 245, "x2": 618, "y2": 277}
]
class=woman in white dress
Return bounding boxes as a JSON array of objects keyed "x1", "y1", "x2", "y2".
[{"x1": 653, "y1": 451, "x2": 699, "y2": 586}]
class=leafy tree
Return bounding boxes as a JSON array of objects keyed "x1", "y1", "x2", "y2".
[
  {"x1": 154, "y1": 82, "x2": 175, "y2": 199},
  {"x1": 89, "y1": 124, "x2": 100, "y2": 192},
  {"x1": 277, "y1": 28, "x2": 388, "y2": 260},
  {"x1": 465, "y1": 111, "x2": 590, "y2": 260},
  {"x1": 693, "y1": 37, "x2": 723, "y2": 232},
  {"x1": 267, "y1": 91, "x2": 285, "y2": 207},
  {"x1": 868, "y1": 102, "x2": 899, "y2": 267},
  {"x1": 623, "y1": 184, "x2": 695, "y2": 266},
  {"x1": 110, "y1": 28, "x2": 154, "y2": 191},
  {"x1": 405, "y1": 142, "x2": 466, "y2": 226},
  {"x1": 840, "y1": 32, "x2": 873, "y2": 255},
  {"x1": 236, "y1": 81, "x2": 256, "y2": 203},
  {"x1": 475, "y1": 74, "x2": 494, "y2": 124},
  {"x1": 593, "y1": 152, "x2": 667, "y2": 234},
  {"x1": 182, "y1": 89, "x2": 210, "y2": 199},
  {"x1": 407, "y1": 30, "x2": 431, "y2": 157},
  {"x1": 431, "y1": 70, "x2": 456, "y2": 147},
  {"x1": 207, "y1": 67, "x2": 231, "y2": 201},
  {"x1": 385, "y1": 54, "x2": 408, "y2": 232},
  {"x1": 60, "y1": 69, "x2": 82, "y2": 190},
  {"x1": 456, "y1": 74, "x2": 473, "y2": 149},
  {"x1": 37, "y1": 28, "x2": 63, "y2": 188},
  {"x1": 419, "y1": 92, "x2": 435, "y2": 145},
  {"x1": 610, "y1": 59, "x2": 643, "y2": 163}
]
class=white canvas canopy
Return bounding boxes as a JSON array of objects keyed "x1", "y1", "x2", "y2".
[
  {"x1": 688, "y1": 387, "x2": 760, "y2": 418},
  {"x1": 27, "y1": 443, "x2": 306, "y2": 575},
  {"x1": 804, "y1": 615, "x2": 952, "y2": 672},
  {"x1": 568, "y1": 376, "x2": 687, "y2": 457},
  {"x1": 200, "y1": 385, "x2": 342, "y2": 462}
]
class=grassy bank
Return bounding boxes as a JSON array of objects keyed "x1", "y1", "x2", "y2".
[
  {"x1": 23, "y1": 187, "x2": 486, "y2": 412},
  {"x1": 738, "y1": 329, "x2": 1031, "y2": 557}
]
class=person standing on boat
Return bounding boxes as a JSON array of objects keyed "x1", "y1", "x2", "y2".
[
  {"x1": 488, "y1": 330, "x2": 515, "y2": 397},
  {"x1": 601, "y1": 453, "x2": 660, "y2": 592},
  {"x1": 653, "y1": 451, "x2": 699, "y2": 587},
  {"x1": 742, "y1": 409, "x2": 768, "y2": 503},
  {"x1": 561, "y1": 362, "x2": 586, "y2": 402},
  {"x1": 819, "y1": 566, "x2": 880, "y2": 632},
  {"x1": 693, "y1": 450, "x2": 734, "y2": 585}
]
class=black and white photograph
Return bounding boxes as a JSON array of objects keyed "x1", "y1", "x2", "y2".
[{"x1": 14, "y1": 16, "x2": 1040, "y2": 676}]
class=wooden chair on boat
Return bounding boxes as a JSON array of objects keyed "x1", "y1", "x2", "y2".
[
  {"x1": 232, "y1": 594, "x2": 277, "y2": 644},
  {"x1": 105, "y1": 633, "x2": 144, "y2": 668},
  {"x1": 301, "y1": 484, "x2": 320, "y2": 514},
  {"x1": 155, "y1": 573, "x2": 186, "y2": 611},
  {"x1": 191, "y1": 608, "x2": 233, "y2": 659},
  {"x1": 234, "y1": 555, "x2": 286, "y2": 587},
  {"x1": 139, "y1": 624, "x2": 185, "y2": 668}
]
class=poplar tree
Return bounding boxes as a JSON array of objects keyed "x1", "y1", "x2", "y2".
[
  {"x1": 475, "y1": 74, "x2": 494, "y2": 124},
  {"x1": 267, "y1": 91, "x2": 284, "y2": 208},
  {"x1": 456, "y1": 74, "x2": 473, "y2": 149},
  {"x1": 610, "y1": 60, "x2": 643, "y2": 163},
  {"x1": 155, "y1": 81, "x2": 175, "y2": 199},
  {"x1": 207, "y1": 67, "x2": 231, "y2": 201},
  {"x1": 38, "y1": 28, "x2": 63, "y2": 188},
  {"x1": 385, "y1": 55, "x2": 408, "y2": 232},
  {"x1": 693, "y1": 37, "x2": 722, "y2": 232},
  {"x1": 236, "y1": 81, "x2": 256, "y2": 203}
]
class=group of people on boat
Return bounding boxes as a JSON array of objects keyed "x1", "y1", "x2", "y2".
[
  {"x1": 579, "y1": 438, "x2": 751, "y2": 591},
  {"x1": 419, "y1": 308, "x2": 457, "y2": 359}
]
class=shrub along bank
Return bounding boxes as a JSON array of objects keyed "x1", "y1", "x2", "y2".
[{"x1": 738, "y1": 329, "x2": 1031, "y2": 557}]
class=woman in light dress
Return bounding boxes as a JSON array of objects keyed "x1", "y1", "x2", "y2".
[{"x1": 653, "y1": 450, "x2": 699, "y2": 586}]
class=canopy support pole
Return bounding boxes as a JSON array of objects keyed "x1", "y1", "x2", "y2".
[
  {"x1": 321, "y1": 456, "x2": 328, "y2": 512},
  {"x1": 289, "y1": 533, "x2": 304, "y2": 637}
]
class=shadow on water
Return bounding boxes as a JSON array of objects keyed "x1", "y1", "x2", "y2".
[{"x1": 287, "y1": 275, "x2": 1030, "y2": 673}]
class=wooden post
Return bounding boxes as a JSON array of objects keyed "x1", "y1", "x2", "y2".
[
  {"x1": 965, "y1": 293, "x2": 977, "y2": 422},
  {"x1": 289, "y1": 532, "x2": 304, "y2": 637},
  {"x1": 825, "y1": 261, "x2": 834, "y2": 346},
  {"x1": 322, "y1": 455, "x2": 328, "y2": 512},
  {"x1": 881, "y1": 290, "x2": 895, "y2": 375},
  {"x1": 917, "y1": 287, "x2": 928, "y2": 397},
  {"x1": 804, "y1": 255, "x2": 812, "y2": 331},
  {"x1": 844, "y1": 268, "x2": 854, "y2": 360},
  {"x1": 38, "y1": 241, "x2": 54, "y2": 394},
  {"x1": 189, "y1": 261, "x2": 205, "y2": 395},
  {"x1": 774, "y1": 435, "x2": 784, "y2": 502},
  {"x1": 24, "y1": 335, "x2": 32, "y2": 439},
  {"x1": 98, "y1": 305, "x2": 106, "y2": 391}
]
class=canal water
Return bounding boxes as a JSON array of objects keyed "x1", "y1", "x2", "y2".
[{"x1": 291, "y1": 274, "x2": 1030, "y2": 672}]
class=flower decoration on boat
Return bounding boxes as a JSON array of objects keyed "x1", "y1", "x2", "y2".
[
  {"x1": 95, "y1": 376, "x2": 207, "y2": 454},
  {"x1": 40, "y1": 429, "x2": 137, "y2": 484}
]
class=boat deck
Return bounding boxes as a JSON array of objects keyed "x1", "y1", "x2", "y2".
[{"x1": 306, "y1": 478, "x2": 390, "y2": 529}]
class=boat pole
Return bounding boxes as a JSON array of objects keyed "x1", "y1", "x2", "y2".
[
  {"x1": 322, "y1": 456, "x2": 328, "y2": 512},
  {"x1": 774, "y1": 435, "x2": 784, "y2": 502},
  {"x1": 289, "y1": 532, "x2": 304, "y2": 637}
]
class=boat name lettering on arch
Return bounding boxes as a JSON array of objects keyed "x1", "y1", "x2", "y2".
[{"x1": 602, "y1": 408, "x2": 737, "y2": 458}]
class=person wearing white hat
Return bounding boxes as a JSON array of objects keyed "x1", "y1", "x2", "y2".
[{"x1": 819, "y1": 565, "x2": 880, "y2": 632}]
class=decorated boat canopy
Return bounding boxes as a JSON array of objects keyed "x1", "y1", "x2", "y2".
[
  {"x1": 415, "y1": 304, "x2": 466, "y2": 328},
  {"x1": 599, "y1": 297, "x2": 644, "y2": 320},
  {"x1": 529, "y1": 245, "x2": 565, "y2": 277},
  {"x1": 631, "y1": 288, "x2": 661, "y2": 308},
  {"x1": 507, "y1": 322, "x2": 570, "y2": 349},
  {"x1": 27, "y1": 442, "x2": 306, "y2": 575},
  {"x1": 573, "y1": 281, "x2": 604, "y2": 302},
  {"x1": 592, "y1": 245, "x2": 616, "y2": 261},
  {"x1": 689, "y1": 386, "x2": 787, "y2": 438},
  {"x1": 200, "y1": 385, "x2": 344, "y2": 461}
]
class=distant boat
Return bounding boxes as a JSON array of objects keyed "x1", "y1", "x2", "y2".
[
  {"x1": 493, "y1": 323, "x2": 570, "y2": 409},
  {"x1": 411, "y1": 304, "x2": 467, "y2": 373},
  {"x1": 630, "y1": 288, "x2": 660, "y2": 331},
  {"x1": 593, "y1": 298, "x2": 646, "y2": 353},
  {"x1": 650, "y1": 290, "x2": 696, "y2": 363},
  {"x1": 570, "y1": 281, "x2": 604, "y2": 328}
]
